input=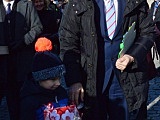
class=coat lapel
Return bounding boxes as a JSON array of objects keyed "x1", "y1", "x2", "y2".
[{"x1": 95, "y1": 0, "x2": 106, "y2": 39}]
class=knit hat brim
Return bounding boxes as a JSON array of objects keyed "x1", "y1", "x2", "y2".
[{"x1": 32, "y1": 64, "x2": 66, "y2": 81}]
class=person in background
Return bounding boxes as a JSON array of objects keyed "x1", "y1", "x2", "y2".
[
  {"x1": 151, "y1": 0, "x2": 160, "y2": 56},
  {"x1": 59, "y1": 0, "x2": 155, "y2": 120},
  {"x1": 1, "y1": 0, "x2": 43, "y2": 119},
  {"x1": 0, "y1": 0, "x2": 11, "y2": 105},
  {"x1": 20, "y1": 37, "x2": 68, "y2": 120},
  {"x1": 48, "y1": 0, "x2": 68, "y2": 23},
  {"x1": 148, "y1": 0, "x2": 160, "y2": 76},
  {"x1": 48, "y1": 0, "x2": 62, "y2": 26},
  {"x1": 56, "y1": 0, "x2": 68, "y2": 13},
  {"x1": 32, "y1": 0, "x2": 60, "y2": 54}
]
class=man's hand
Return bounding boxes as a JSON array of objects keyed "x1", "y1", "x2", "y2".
[
  {"x1": 116, "y1": 54, "x2": 134, "y2": 71},
  {"x1": 69, "y1": 82, "x2": 84, "y2": 105}
]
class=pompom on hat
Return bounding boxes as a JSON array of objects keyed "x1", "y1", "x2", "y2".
[
  {"x1": 35, "y1": 37, "x2": 52, "y2": 52},
  {"x1": 32, "y1": 37, "x2": 65, "y2": 81}
]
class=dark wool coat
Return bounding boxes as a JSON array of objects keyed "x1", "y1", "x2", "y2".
[
  {"x1": 37, "y1": 10, "x2": 60, "y2": 54},
  {"x1": 0, "y1": 0, "x2": 43, "y2": 82},
  {"x1": 59, "y1": 0, "x2": 155, "y2": 112},
  {"x1": 120, "y1": 0, "x2": 155, "y2": 111}
]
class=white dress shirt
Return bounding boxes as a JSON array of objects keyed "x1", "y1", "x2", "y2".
[{"x1": 3, "y1": 0, "x2": 14, "y2": 13}]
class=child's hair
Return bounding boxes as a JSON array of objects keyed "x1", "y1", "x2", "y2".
[{"x1": 32, "y1": 37, "x2": 65, "y2": 81}]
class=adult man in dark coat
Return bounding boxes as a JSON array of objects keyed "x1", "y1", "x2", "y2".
[
  {"x1": 0, "y1": 0, "x2": 43, "y2": 119},
  {"x1": 59, "y1": 0, "x2": 155, "y2": 119}
]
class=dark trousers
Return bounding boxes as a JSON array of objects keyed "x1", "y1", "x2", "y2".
[
  {"x1": 82, "y1": 72, "x2": 129, "y2": 120},
  {"x1": 6, "y1": 54, "x2": 23, "y2": 120},
  {"x1": 101, "y1": 71, "x2": 129, "y2": 120},
  {"x1": 6, "y1": 81, "x2": 23, "y2": 120},
  {"x1": 82, "y1": 96, "x2": 105, "y2": 120},
  {"x1": 0, "y1": 55, "x2": 8, "y2": 104}
]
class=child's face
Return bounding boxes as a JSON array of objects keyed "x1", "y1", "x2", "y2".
[{"x1": 39, "y1": 77, "x2": 60, "y2": 90}]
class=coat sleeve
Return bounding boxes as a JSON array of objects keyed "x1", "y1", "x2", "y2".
[
  {"x1": 127, "y1": 1, "x2": 155, "y2": 68},
  {"x1": 24, "y1": 1, "x2": 43, "y2": 45},
  {"x1": 59, "y1": 1, "x2": 83, "y2": 87}
]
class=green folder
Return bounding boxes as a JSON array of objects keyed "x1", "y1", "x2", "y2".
[{"x1": 118, "y1": 22, "x2": 136, "y2": 58}]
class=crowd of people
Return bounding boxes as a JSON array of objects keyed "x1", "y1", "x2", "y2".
[{"x1": 0, "y1": 0, "x2": 160, "y2": 120}]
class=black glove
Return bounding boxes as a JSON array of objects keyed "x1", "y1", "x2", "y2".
[{"x1": 9, "y1": 40, "x2": 26, "y2": 53}]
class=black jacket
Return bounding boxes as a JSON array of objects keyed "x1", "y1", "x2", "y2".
[
  {"x1": 38, "y1": 10, "x2": 58, "y2": 36},
  {"x1": 20, "y1": 78, "x2": 68, "y2": 120},
  {"x1": 59, "y1": 0, "x2": 155, "y2": 111},
  {"x1": 120, "y1": 0, "x2": 155, "y2": 111},
  {"x1": 37, "y1": 10, "x2": 60, "y2": 54}
]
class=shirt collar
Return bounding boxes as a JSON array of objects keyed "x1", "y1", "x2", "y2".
[{"x1": 3, "y1": 0, "x2": 15, "y2": 11}]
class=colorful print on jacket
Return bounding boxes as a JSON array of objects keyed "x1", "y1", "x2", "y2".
[{"x1": 36, "y1": 98, "x2": 81, "y2": 120}]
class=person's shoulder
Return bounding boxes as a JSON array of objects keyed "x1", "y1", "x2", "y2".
[
  {"x1": 67, "y1": 0, "x2": 88, "y2": 6},
  {"x1": 20, "y1": 78, "x2": 41, "y2": 99},
  {"x1": 18, "y1": 0, "x2": 32, "y2": 3},
  {"x1": 65, "y1": 0, "x2": 89, "y2": 15},
  {"x1": 17, "y1": 0, "x2": 34, "y2": 5}
]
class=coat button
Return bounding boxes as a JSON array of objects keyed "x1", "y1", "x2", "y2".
[
  {"x1": 88, "y1": 5, "x2": 92, "y2": 9},
  {"x1": 91, "y1": 32, "x2": 95, "y2": 36},
  {"x1": 87, "y1": 77, "x2": 91, "y2": 80},
  {"x1": 88, "y1": 63, "x2": 93, "y2": 67}
]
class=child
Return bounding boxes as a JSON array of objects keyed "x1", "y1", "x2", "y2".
[{"x1": 20, "y1": 37, "x2": 80, "y2": 120}]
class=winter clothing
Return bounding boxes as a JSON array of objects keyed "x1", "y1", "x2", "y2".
[
  {"x1": 38, "y1": 10, "x2": 59, "y2": 36},
  {"x1": 5, "y1": 0, "x2": 43, "y2": 82},
  {"x1": 20, "y1": 78, "x2": 68, "y2": 120},
  {"x1": 149, "y1": 1, "x2": 160, "y2": 58},
  {"x1": 37, "y1": 10, "x2": 60, "y2": 54},
  {"x1": 20, "y1": 37, "x2": 68, "y2": 120},
  {"x1": 59, "y1": 0, "x2": 155, "y2": 115},
  {"x1": 119, "y1": 0, "x2": 155, "y2": 112},
  {"x1": 32, "y1": 37, "x2": 65, "y2": 81}
]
